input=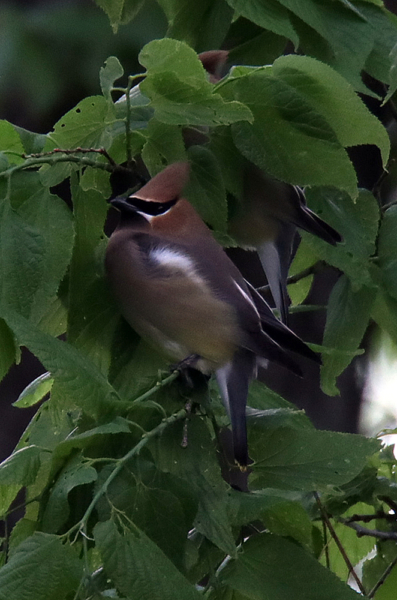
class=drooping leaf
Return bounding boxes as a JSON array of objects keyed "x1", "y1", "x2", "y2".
[
  {"x1": 272, "y1": 54, "x2": 389, "y2": 166},
  {"x1": 225, "y1": 0, "x2": 298, "y2": 46},
  {"x1": 94, "y1": 0, "x2": 146, "y2": 33},
  {"x1": 321, "y1": 275, "x2": 377, "y2": 396},
  {"x1": 378, "y1": 205, "x2": 397, "y2": 302},
  {"x1": 1, "y1": 310, "x2": 123, "y2": 419},
  {"x1": 230, "y1": 70, "x2": 357, "y2": 195},
  {"x1": 41, "y1": 455, "x2": 97, "y2": 533},
  {"x1": 303, "y1": 188, "x2": 380, "y2": 290},
  {"x1": 185, "y1": 145, "x2": 228, "y2": 232}
]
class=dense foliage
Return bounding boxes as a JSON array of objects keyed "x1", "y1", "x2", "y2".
[{"x1": 0, "y1": 0, "x2": 397, "y2": 598}]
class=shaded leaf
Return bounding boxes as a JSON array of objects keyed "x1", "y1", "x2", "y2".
[
  {"x1": 231, "y1": 71, "x2": 357, "y2": 194},
  {"x1": 219, "y1": 533, "x2": 362, "y2": 599},
  {"x1": 0, "y1": 533, "x2": 82, "y2": 600},
  {"x1": 321, "y1": 275, "x2": 376, "y2": 396},
  {"x1": 95, "y1": 520, "x2": 202, "y2": 599},
  {"x1": 249, "y1": 425, "x2": 380, "y2": 492}
]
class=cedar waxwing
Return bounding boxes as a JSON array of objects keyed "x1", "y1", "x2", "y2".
[
  {"x1": 105, "y1": 162, "x2": 319, "y2": 467},
  {"x1": 197, "y1": 50, "x2": 343, "y2": 324}
]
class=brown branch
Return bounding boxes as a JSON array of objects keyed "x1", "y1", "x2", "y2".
[
  {"x1": 368, "y1": 556, "x2": 397, "y2": 599},
  {"x1": 22, "y1": 147, "x2": 118, "y2": 167},
  {"x1": 314, "y1": 493, "x2": 366, "y2": 596},
  {"x1": 339, "y1": 519, "x2": 397, "y2": 541},
  {"x1": 256, "y1": 260, "x2": 327, "y2": 293},
  {"x1": 344, "y1": 511, "x2": 396, "y2": 524}
]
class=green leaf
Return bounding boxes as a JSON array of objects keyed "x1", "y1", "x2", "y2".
[
  {"x1": 16, "y1": 185, "x2": 75, "y2": 326},
  {"x1": 279, "y1": 0, "x2": 374, "y2": 91},
  {"x1": 225, "y1": 0, "x2": 298, "y2": 46},
  {"x1": 303, "y1": 188, "x2": 380, "y2": 290},
  {"x1": 230, "y1": 71, "x2": 357, "y2": 194},
  {"x1": 0, "y1": 310, "x2": 122, "y2": 419},
  {"x1": 96, "y1": 458, "x2": 198, "y2": 570},
  {"x1": 272, "y1": 54, "x2": 390, "y2": 166},
  {"x1": 0, "y1": 318, "x2": 16, "y2": 383},
  {"x1": 139, "y1": 39, "x2": 253, "y2": 127},
  {"x1": 94, "y1": 0, "x2": 146, "y2": 33},
  {"x1": 321, "y1": 275, "x2": 377, "y2": 396},
  {"x1": 100, "y1": 56, "x2": 124, "y2": 102},
  {"x1": 45, "y1": 96, "x2": 117, "y2": 151},
  {"x1": 67, "y1": 180, "x2": 117, "y2": 375},
  {"x1": 363, "y1": 3, "x2": 397, "y2": 84},
  {"x1": 378, "y1": 205, "x2": 397, "y2": 302},
  {"x1": 319, "y1": 503, "x2": 375, "y2": 581},
  {"x1": 150, "y1": 416, "x2": 237, "y2": 556},
  {"x1": 94, "y1": 520, "x2": 202, "y2": 600},
  {"x1": 0, "y1": 533, "x2": 82, "y2": 600},
  {"x1": 141, "y1": 119, "x2": 186, "y2": 176},
  {"x1": 219, "y1": 533, "x2": 362, "y2": 600},
  {"x1": 249, "y1": 426, "x2": 380, "y2": 492},
  {"x1": 185, "y1": 145, "x2": 228, "y2": 232},
  {"x1": 383, "y1": 41, "x2": 397, "y2": 104},
  {"x1": 42, "y1": 455, "x2": 97, "y2": 533},
  {"x1": 0, "y1": 199, "x2": 46, "y2": 318},
  {"x1": 371, "y1": 290, "x2": 397, "y2": 348},
  {"x1": 13, "y1": 372, "x2": 53, "y2": 408},
  {"x1": 287, "y1": 239, "x2": 318, "y2": 306},
  {"x1": 0, "y1": 446, "x2": 43, "y2": 486},
  {"x1": 0, "y1": 121, "x2": 24, "y2": 163}
]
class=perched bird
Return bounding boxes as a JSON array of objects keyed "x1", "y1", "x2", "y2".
[
  {"x1": 196, "y1": 50, "x2": 343, "y2": 324},
  {"x1": 228, "y1": 163, "x2": 342, "y2": 323},
  {"x1": 105, "y1": 162, "x2": 319, "y2": 467}
]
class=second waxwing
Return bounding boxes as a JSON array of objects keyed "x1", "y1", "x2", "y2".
[
  {"x1": 105, "y1": 162, "x2": 319, "y2": 467},
  {"x1": 197, "y1": 50, "x2": 342, "y2": 324}
]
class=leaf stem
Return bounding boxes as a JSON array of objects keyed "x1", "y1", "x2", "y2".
[{"x1": 130, "y1": 370, "x2": 180, "y2": 404}]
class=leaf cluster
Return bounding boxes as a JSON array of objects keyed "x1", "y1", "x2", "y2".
[{"x1": 0, "y1": 0, "x2": 397, "y2": 598}]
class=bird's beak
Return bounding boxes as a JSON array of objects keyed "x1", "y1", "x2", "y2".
[{"x1": 110, "y1": 196, "x2": 138, "y2": 213}]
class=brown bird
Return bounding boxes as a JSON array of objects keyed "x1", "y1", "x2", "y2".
[
  {"x1": 105, "y1": 162, "x2": 319, "y2": 467},
  {"x1": 198, "y1": 50, "x2": 342, "y2": 324}
]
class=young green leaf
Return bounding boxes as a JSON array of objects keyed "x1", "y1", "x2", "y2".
[{"x1": 13, "y1": 372, "x2": 53, "y2": 408}]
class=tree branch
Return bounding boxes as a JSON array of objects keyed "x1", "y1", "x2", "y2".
[
  {"x1": 314, "y1": 493, "x2": 366, "y2": 596},
  {"x1": 256, "y1": 260, "x2": 327, "y2": 293},
  {"x1": 339, "y1": 519, "x2": 397, "y2": 541}
]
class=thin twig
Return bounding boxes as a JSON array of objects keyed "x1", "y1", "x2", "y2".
[
  {"x1": 22, "y1": 147, "x2": 117, "y2": 167},
  {"x1": 256, "y1": 260, "x2": 327, "y2": 293},
  {"x1": 314, "y1": 492, "x2": 366, "y2": 596},
  {"x1": 344, "y1": 511, "x2": 396, "y2": 524},
  {"x1": 339, "y1": 519, "x2": 397, "y2": 541},
  {"x1": 368, "y1": 556, "x2": 397, "y2": 599},
  {"x1": 63, "y1": 406, "x2": 187, "y2": 541},
  {"x1": 130, "y1": 370, "x2": 180, "y2": 404}
]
